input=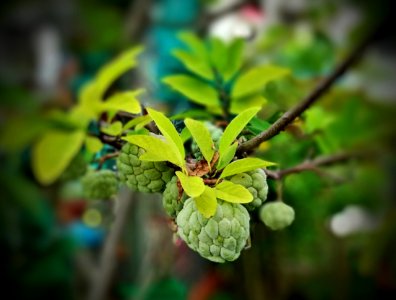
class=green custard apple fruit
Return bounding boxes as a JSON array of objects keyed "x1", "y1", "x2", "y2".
[
  {"x1": 191, "y1": 122, "x2": 223, "y2": 160},
  {"x1": 60, "y1": 153, "x2": 87, "y2": 181},
  {"x1": 162, "y1": 176, "x2": 188, "y2": 218},
  {"x1": 117, "y1": 143, "x2": 174, "y2": 193},
  {"x1": 82, "y1": 170, "x2": 118, "y2": 200},
  {"x1": 259, "y1": 202, "x2": 295, "y2": 230},
  {"x1": 176, "y1": 199, "x2": 250, "y2": 263},
  {"x1": 228, "y1": 168, "x2": 268, "y2": 211}
]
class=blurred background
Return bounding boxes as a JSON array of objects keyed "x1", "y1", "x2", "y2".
[{"x1": 1, "y1": 0, "x2": 396, "y2": 299}]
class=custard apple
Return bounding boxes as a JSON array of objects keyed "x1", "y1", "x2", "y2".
[
  {"x1": 61, "y1": 153, "x2": 87, "y2": 181},
  {"x1": 228, "y1": 168, "x2": 268, "y2": 211},
  {"x1": 117, "y1": 143, "x2": 174, "y2": 193},
  {"x1": 176, "y1": 199, "x2": 250, "y2": 263},
  {"x1": 191, "y1": 122, "x2": 223, "y2": 160},
  {"x1": 162, "y1": 176, "x2": 188, "y2": 218},
  {"x1": 82, "y1": 170, "x2": 118, "y2": 200},
  {"x1": 259, "y1": 202, "x2": 295, "y2": 230}
]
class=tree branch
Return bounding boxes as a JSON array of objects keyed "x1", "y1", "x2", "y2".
[
  {"x1": 264, "y1": 152, "x2": 362, "y2": 180},
  {"x1": 237, "y1": 26, "x2": 381, "y2": 155}
]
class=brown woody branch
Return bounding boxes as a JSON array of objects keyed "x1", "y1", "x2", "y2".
[
  {"x1": 237, "y1": 26, "x2": 381, "y2": 155},
  {"x1": 264, "y1": 152, "x2": 362, "y2": 180},
  {"x1": 95, "y1": 152, "x2": 120, "y2": 170}
]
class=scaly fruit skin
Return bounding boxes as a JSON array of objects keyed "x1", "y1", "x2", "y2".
[
  {"x1": 82, "y1": 170, "x2": 118, "y2": 200},
  {"x1": 117, "y1": 143, "x2": 174, "y2": 193},
  {"x1": 60, "y1": 153, "x2": 87, "y2": 181},
  {"x1": 162, "y1": 176, "x2": 187, "y2": 218},
  {"x1": 228, "y1": 169, "x2": 268, "y2": 211},
  {"x1": 177, "y1": 199, "x2": 250, "y2": 263},
  {"x1": 260, "y1": 202, "x2": 295, "y2": 230},
  {"x1": 191, "y1": 122, "x2": 223, "y2": 160}
]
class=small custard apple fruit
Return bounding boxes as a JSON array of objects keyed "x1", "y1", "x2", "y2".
[
  {"x1": 176, "y1": 199, "x2": 250, "y2": 263},
  {"x1": 61, "y1": 153, "x2": 87, "y2": 181},
  {"x1": 228, "y1": 168, "x2": 268, "y2": 211},
  {"x1": 162, "y1": 176, "x2": 188, "y2": 218},
  {"x1": 191, "y1": 122, "x2": 223, "y2": 160},
  {"x1": 259, "y1": 202, "x2": 295, "y2": 230},
  {"x1": 117, "y1": 143, "x2": 174, "y2": 193},
  {"x1": 82, "y1": 170, "x2": 118, "y2": 200}
]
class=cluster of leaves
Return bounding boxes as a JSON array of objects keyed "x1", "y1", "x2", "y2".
[
  {"x1": 123, "y1": 107, "x2": 274, "y2": 218},
  {"x1": 162, "y1": 32, "x2": 290, "y2": 116}
]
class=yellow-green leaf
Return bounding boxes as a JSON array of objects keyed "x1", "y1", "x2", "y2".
[
  {"x1": 122, "y1": 135, "x2": 184, "y2": 169},
  {"x1": 101, "y1": 90, "x2": 143, "y2": 114},
  {"x1": 232, "y1": 64, "x2": 290, "y2": 98},
  {"x1": 123, "y1": 115, "x2": 152, "y2": 130},
  {"x1": 178, "y1": 32, "x2": 207, "y2": 60},
  {"x1": 176, "y1": 171, "x2": 205, "y2": 198},
  {"x1": 95, "y1": 46, "x2": 143, "y2": 99},
  {"x1": 194, "y1": 186, "x2": 217, "y2": 218},
  {"x1": 85, "y1": 136, "x2": 103, "y2": 153},
  {"x1": 147, "y1": 108, "x2": 185, "y2": 161},
  {"x1": 32, "y1": 130, "x2": 85, "y2": 185},
  {"x1": 230, "y1": 95, "x2": 268, "y2": 114},
  {"x1": 220, "y1": 158, "x2": 276, "y2": 179},
  {"x1": 215, "y1": 180, "x2": 253, "y2": 203},
  {"x1": 162, "y1": 75, "x2": 220, "y2": 108},
  {"x1": 101, "y1": 121, "x2": 123, "y2": 136},
  {"x1": 172, "y1": 50, "x2": 214, "y2": 80},
  {"x1": 184, "y1": 118, "x2": 214, "y2": 164},
  {"x1": 216, "y1": 142, "x2": 237, "y2": 171},
  {"x1": 219, "y1": 107, "x2": 260, "y2": 157}
]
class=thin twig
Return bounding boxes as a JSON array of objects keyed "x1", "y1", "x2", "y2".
[
  {"x1": 96, "y1": 152, "x2": 120, "y2": 170},
  {"x1": 237, "y1": 26, "x2": 381, "y2": 155},
  {"x1": 88, "y1": 189, "x2": 134, "y2": 300},
  {"x1": 264, "y1": 152, "x2": 359, "y2": 180}
]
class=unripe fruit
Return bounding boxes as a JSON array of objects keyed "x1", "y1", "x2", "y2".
[
  {"x1": 191, "y1": 122, "x2": 223, "y2": 160},
  {"x1": 162, "y1": 176, "x2": 187, "y2": 218},
  {"x1": 117, "y1": 143, "x2": 174, "y2": 193},
  {"x1": 228, "y1": 169, "x2": 268, "y2": 211},
  {"x1": 259, "y1": 202, "x2": 295, "y2": 230},
  {"x1": 177, "y1": 199, "x2": 250, "y2": 263},
  {"x1": 82, "y1": 170, "x2": 118, "y2": 200}
]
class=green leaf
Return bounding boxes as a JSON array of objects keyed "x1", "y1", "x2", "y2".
[
  {"x1": 216, "y1": 142, "x2": 237, "y2": 171},
  {"x1": 170, "y1": 109, "x2": 212, "y2": 120},
  {"x1": 123, "y1": 115, "x2": 152, "y2": 130},
  {"x1": 230, "y1": 95, "x2": 268, "y2": 114},
  {"x1": 162, "y1": 75, "x2": 220, "y2": 108},
  {"x1": 215, "y1": 180, "x2": 253, "y2": 203},
  {"x1": 218, "y1": 107, "x2": 260, "y2": 156},
  {"x1": 209, "y1": 37, "x2": 228, "y2": 76},
  {"x1": 247, "y1": 117, "x2": 271, "y2": 135},
  {"x1": 101, "y1": 90, "x2": 143, "y2": 114},
  {"x1": 147, "y1": 108, "x2": 185, "y2": 162},
  {"x1": 85, "y1": 136, "x2": 103, "y2": 153},
  {"x1": 122, "y1": 135, "x2": 184, "y2": 169},
  {"x1": 220, "y1": 158, "x2": 276, "y2": 179},
  {"x1": 172, "y1": 50, "x2": 214, "y2": 80},
  {"x1": 232, "y1": 65, "x2": 290, "y2": 98},
  {"x1": 184, "y1": 118, "x2": 214, "y2": 164},
  {"x1": 95, "y1": 46, "x2": 143, "y2": 99},
  {"x1": 101, "y1": 121, "x2": 123, "y2": 136},
  {"x1": 176, "y1": 171, "x2": 205, "y2": 198},
  {"x1": 180, "y1": 127, "x2": 192, "y2": 143},
  {"x1": 178, "y1": 32, "x2": 207, "y2": 60},
  {"x1": 194, "y1": 186, "x2": 217, "y2": 218},
  {"x1": 32, "y1": 130, "x2": 85, "y2": 185},
  {"x1": 223, "y1": 38, "x2": 244, "y2": 81}
]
